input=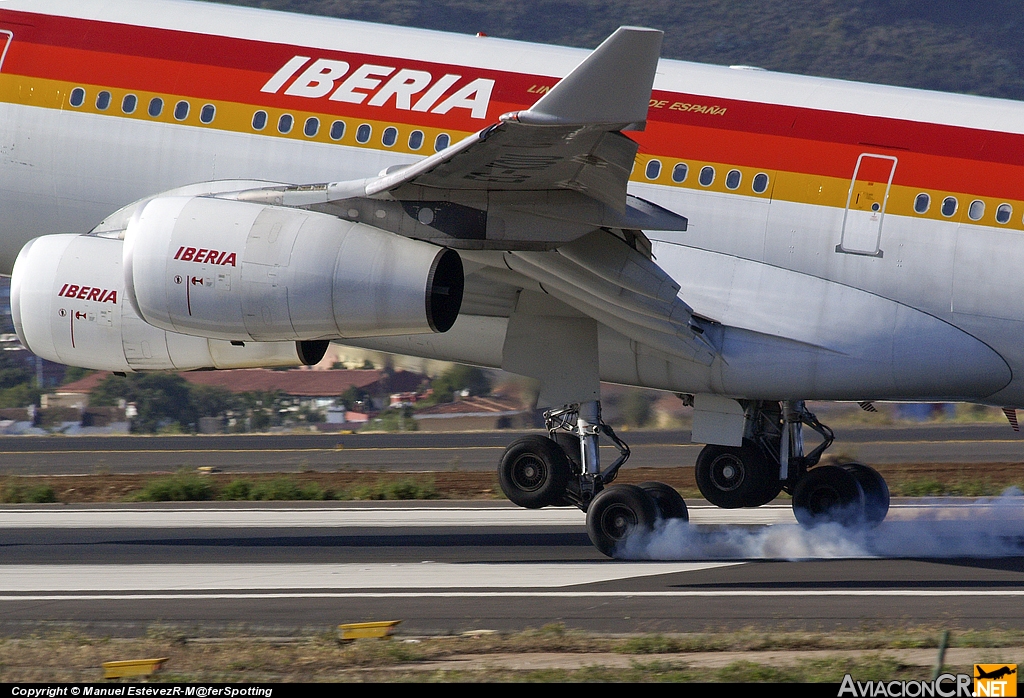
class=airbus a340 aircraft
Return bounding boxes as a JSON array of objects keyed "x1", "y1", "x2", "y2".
[{"x1": 2, "y1": 0, "x2": 1021, "y2": 555}]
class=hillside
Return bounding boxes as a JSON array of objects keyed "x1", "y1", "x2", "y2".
[{"x1": 204, "y1": 0, "x2": 1024, "y2": 101}]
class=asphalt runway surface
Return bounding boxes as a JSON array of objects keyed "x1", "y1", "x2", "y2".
[
  {"x1": 2, "y1": 500, "x2": 1023, "y2": 636},
  {"x1": 2, "y1": 424, "x2": 1024, "y2": 475}
]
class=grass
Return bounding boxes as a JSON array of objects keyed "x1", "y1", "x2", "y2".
[
  {"x1": 1, "y1": 625, "x2": 1020, "y2": 682},
  {"x1": 0, "y1": 478, "x2": 57, "y2": 503},
  {"x1": 125, "y1": 470, "x2": 439, "y2": 502}
]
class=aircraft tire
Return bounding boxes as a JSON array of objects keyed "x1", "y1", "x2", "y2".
[
  {"x1": 695, "y1": 442, "x2": 779, "y2": 508},
  {"x1": 498, "y1": 435, "x2": 572, "y2": 509},
  {"x1": 586, "y1": 484, "x2": 658, "y2": 557},
  {"x1": 638, "y1": 481, "x2": 689, "y2": 521},
  {"x1": 792, "y1": 464, "x2": 866, "y2": 527},
  {"x1": 840, "y1": 462, "x2": 890, "y2": 525}
]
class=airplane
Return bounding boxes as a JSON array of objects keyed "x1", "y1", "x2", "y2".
[{"x1": 1, "y1": 0, "x2": 1021, "y2": 556}]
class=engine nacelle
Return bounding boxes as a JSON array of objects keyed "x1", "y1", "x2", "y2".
[
  {"x1": 123, "y1": 196, "x2": 463, "y2": 342},
  {"x1": 11, "y1": 234, "x2": 329, "y2": 372}
]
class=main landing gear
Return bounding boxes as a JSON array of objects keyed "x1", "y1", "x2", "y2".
[
  {"x1": 497, "y1": 401, "x2": 687, "y2": 556},
  {"x1": 498, "y1": 399, "x2": 890, "y2": 557},
  {"x1": 694, "y1": 400, "x2": 890, "y2": 528}
]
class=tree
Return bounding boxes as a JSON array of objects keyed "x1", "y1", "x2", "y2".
[{"x1": 430, "y1": 365, "x2": 491, "y2": 403}]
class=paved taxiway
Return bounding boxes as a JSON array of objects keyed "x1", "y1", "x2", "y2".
[
  {"x1": 1, "y1": 501, "x2": 1023, "y2": 636},
  {"x1": 2, "y1": 424, "x2": 1024, "y2": 474}
]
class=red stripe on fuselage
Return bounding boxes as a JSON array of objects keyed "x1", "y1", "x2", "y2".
[{"x1": 3, "y1": 7, "x2": 1024, "y2": 196}]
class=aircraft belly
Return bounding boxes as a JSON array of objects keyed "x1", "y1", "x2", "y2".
[{"x1": 655, "y1": 243, "x2": 1010, "y2": 401}]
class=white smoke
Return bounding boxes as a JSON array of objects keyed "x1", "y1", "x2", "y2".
[{"x1": 617, "y1": 488, "x2": 1024, "y2": 560}]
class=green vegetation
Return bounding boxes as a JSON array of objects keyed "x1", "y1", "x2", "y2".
[
  {"x1": 128, "y1": 471, "x2": 438, "y2": 502},
  {"x1": 0, "y1": 350, "x2": 40, "y2": 409},
  {"x1": 0, "y1": 478, "x2": 57, "y2": 503},
  {"x1": 206, "y1": 0, "x2": 1024, "y2": 100}
]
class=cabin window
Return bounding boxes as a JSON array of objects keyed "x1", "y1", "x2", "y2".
[
  {"x1": 725, "y1": 169, "x2": 742, "y2": 190},
  {"x1": 645, "y1": 159, "x2": 661, "y2": 180},
  {"x1": 996, "y1": 203, "x2": 1012, "y2": 224},
  {"x1": 199, "y1": 104, "x2": 216, "y2": 124},
  {"x1": 699, "y1": 166, "x2": 715, "y2": 187},
  {"x1": 96, "y1": 91, "x2": 111, "y2": 111},
  {"x1": 174, "y1": 101, "x2": 190, "y2": 121},
  {"x1": 408, "y1": 130, "x2": 424, "y2": 150},
  {"x1": 672, "y1": 163, "x2": 688, "y2": 183},
  {"x1": 69, "y1": 87, "x2": 86, "y2": 108},
  {"x1": 752, "y1": 172, "x2": 769, "y2": 194},
  {"x1": 914, "y1": 193, "x2": 930, "y2": 214},
  {"x1": 121, "y1": 94, "x2": 138, "y2": 114},
  {"x1": 252, "y1": 110, "x2": 267, "y2": 131},
  {"x1": 382, "y1": 126, "x2": 398, "y2": 147},
  {"x1": 968, "y1": 200, "x2": 985, "y2": 221},
  {"x1": 434, "y1": 133, "x2": 450, "y2": 151},
  {"x1": 148, "y1": 97, "x2": 163, "y2": 118},
  {"x1": 278, "y1": 114, "x2": 293, "y2": 134},
  {"x1": 356, "y1": 123, "x2": 372, "y2": 143},
  {"x1": 304, "y1": 117, "x2": 320, "y2": 137},
  {"x1": 941, "y1": 196, "x2": 958, "y2": 217},
  {"x1": 329, "y1": 120, "x2": 346, "y2": 140}
]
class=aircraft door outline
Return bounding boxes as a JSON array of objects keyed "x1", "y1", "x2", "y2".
[
  {"x1": 0, "y1": 30, "x2": 12, "y2": 73},
  {"x1": 836, "y1": 153, "x2": 897, "y2": 258}
]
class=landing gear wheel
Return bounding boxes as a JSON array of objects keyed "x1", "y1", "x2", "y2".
[
  {"x1": 498, "y1": 436, "x2": 572, "y2": 509},
  {"x1": 586, "y1": 484, "x2": 658, "y2": 557},
  {"x1": 638, "y1": 481, "x2": 688, "y2": 521},
  {"x1": 792, "y1": 464, "x2": 866, "y2": 527},
  {"x1": 840, "y1": 462, "x2": 889, "y2": 525},
  {"x1": 695, "y1": 443, "x2": 780, "y2": 508}
]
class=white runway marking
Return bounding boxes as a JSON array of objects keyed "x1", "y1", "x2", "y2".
[
  {"x1": 0, "y1": 562, "x2": 740, "y2": 591},
  {"x1": 0, "y1": 504, "x2": 798, "y2": 528}
]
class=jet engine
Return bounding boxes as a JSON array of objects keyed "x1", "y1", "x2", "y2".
[
  {"x1": 123, "y1": 196, "x2": 464, "y2": 342},
  {"x1": 11, "y1": 234, "x2": 330, "y2": 372}
]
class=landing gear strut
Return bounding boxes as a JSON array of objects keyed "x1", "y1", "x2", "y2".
[
  {"x1": 694, "y1": 400, "x2": 890, "y2": 526},
  {"x1": 497, "y1": 400, "x2": 687, "y2": 556}
]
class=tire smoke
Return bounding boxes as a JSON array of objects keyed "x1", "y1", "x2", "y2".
[{"x1": 616, "y1": 488, "x2": 1024, "y2": 560}]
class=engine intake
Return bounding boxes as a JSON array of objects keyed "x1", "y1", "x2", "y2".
[{"x1": 123, "y1": 196, "x2": 463, "y2": 342}]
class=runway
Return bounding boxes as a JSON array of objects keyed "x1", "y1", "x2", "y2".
[
  {"x1": 2, "y1": 424, "x2": 1024, "y2": 475},
  {"x1": 2, "y1": 499, "x2": 1023, "y2": 636}
]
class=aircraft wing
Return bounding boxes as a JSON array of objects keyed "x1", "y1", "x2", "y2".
[{"x1": 228, "y1": 26, "x2": 713, "y2": 365}]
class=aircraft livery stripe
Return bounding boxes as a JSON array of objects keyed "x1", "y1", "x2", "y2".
[{"x1": 3, "y1": 7, "x2": 1024, "y2": 170}]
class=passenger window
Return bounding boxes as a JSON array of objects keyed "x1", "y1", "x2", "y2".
[
  {"x1": 199, "y1": 104, "x2": 216, "y2": 124},
  {"x1": 148, "y1": 97, "x2": 163, "y2": 118},
  {"x1": 382, "y1": 126, "x2": 398, "y2": 147},
  {"x1": 252, "y1": 110, "x2": 267, "y2": 131},
  {"x1": 699, "y1": 166, "x2": 715, "y2": 186},
  {"x1": 752, "y1": 172, "x2": 769, "y2": 194},
  {"x1": 968, "y1": 200, "x2": 985, "y2": 221},
  {"x1": 941, "y1": 196, "x2": 958, "y2": 217},
  {"x1": 304, "y1": 117, "x2": 320, "y2": 137},
  {"x1": 278, "y1": 114, "x2": 293, "y2": 134},
  {"x1": 329, "y1": 120, "x2": 345, "y2": 140},
  {"x1": 69, "y1": 87, "x2": 86, "y2": 108},
  {"x1": 996, "y1": 203, "x2": 1012, "y2": 224},
  {"x1": 95, "y1": 91, "x2": 111, "y2": 111},
  {"x1": 434, "y1": 133, "x2": 450, "y2": 151},
  {"x1": 121, "y1": 94, "x2": 138, "y2": 114},
  {"x1": 645, "y1": 159, "x2": 661, "y2": 180},
  {"x1": 408, "y1": 130, "x2": 424, "y2": 150},
  {"x1": 725, "y1": 169, "x2": 741, "y2": 190},
  {"x1": 914, "y1": 193, "x2": 930, "y2": 214},
  {"x1": 672, "y1": 163, "x2": 688, "y2": 183},
  {"x1": 174, "y1": 101, "x2": 190, "y2": 121},
  {"x1": 355, "y1": 124, "x2": 372, "y2": 143}
]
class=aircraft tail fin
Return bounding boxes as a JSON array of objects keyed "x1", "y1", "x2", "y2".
[{"x1": 504, "y1": 26, "x2": 663, "y2": 129}]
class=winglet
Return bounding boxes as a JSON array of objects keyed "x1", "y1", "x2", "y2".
[{"x1": 502, "y1": 27, "x2": 663, "y2": 129}]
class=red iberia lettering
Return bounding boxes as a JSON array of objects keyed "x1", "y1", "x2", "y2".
[
  {"x1": 57, "y1": 284, "x2": 118, "y2": 303},
  {"x1": 174, "y1": 247, "x2": 237, "y2": 267},
  {"x1": 264, "y1": 55, "x2": 495, "y2": 120}
]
